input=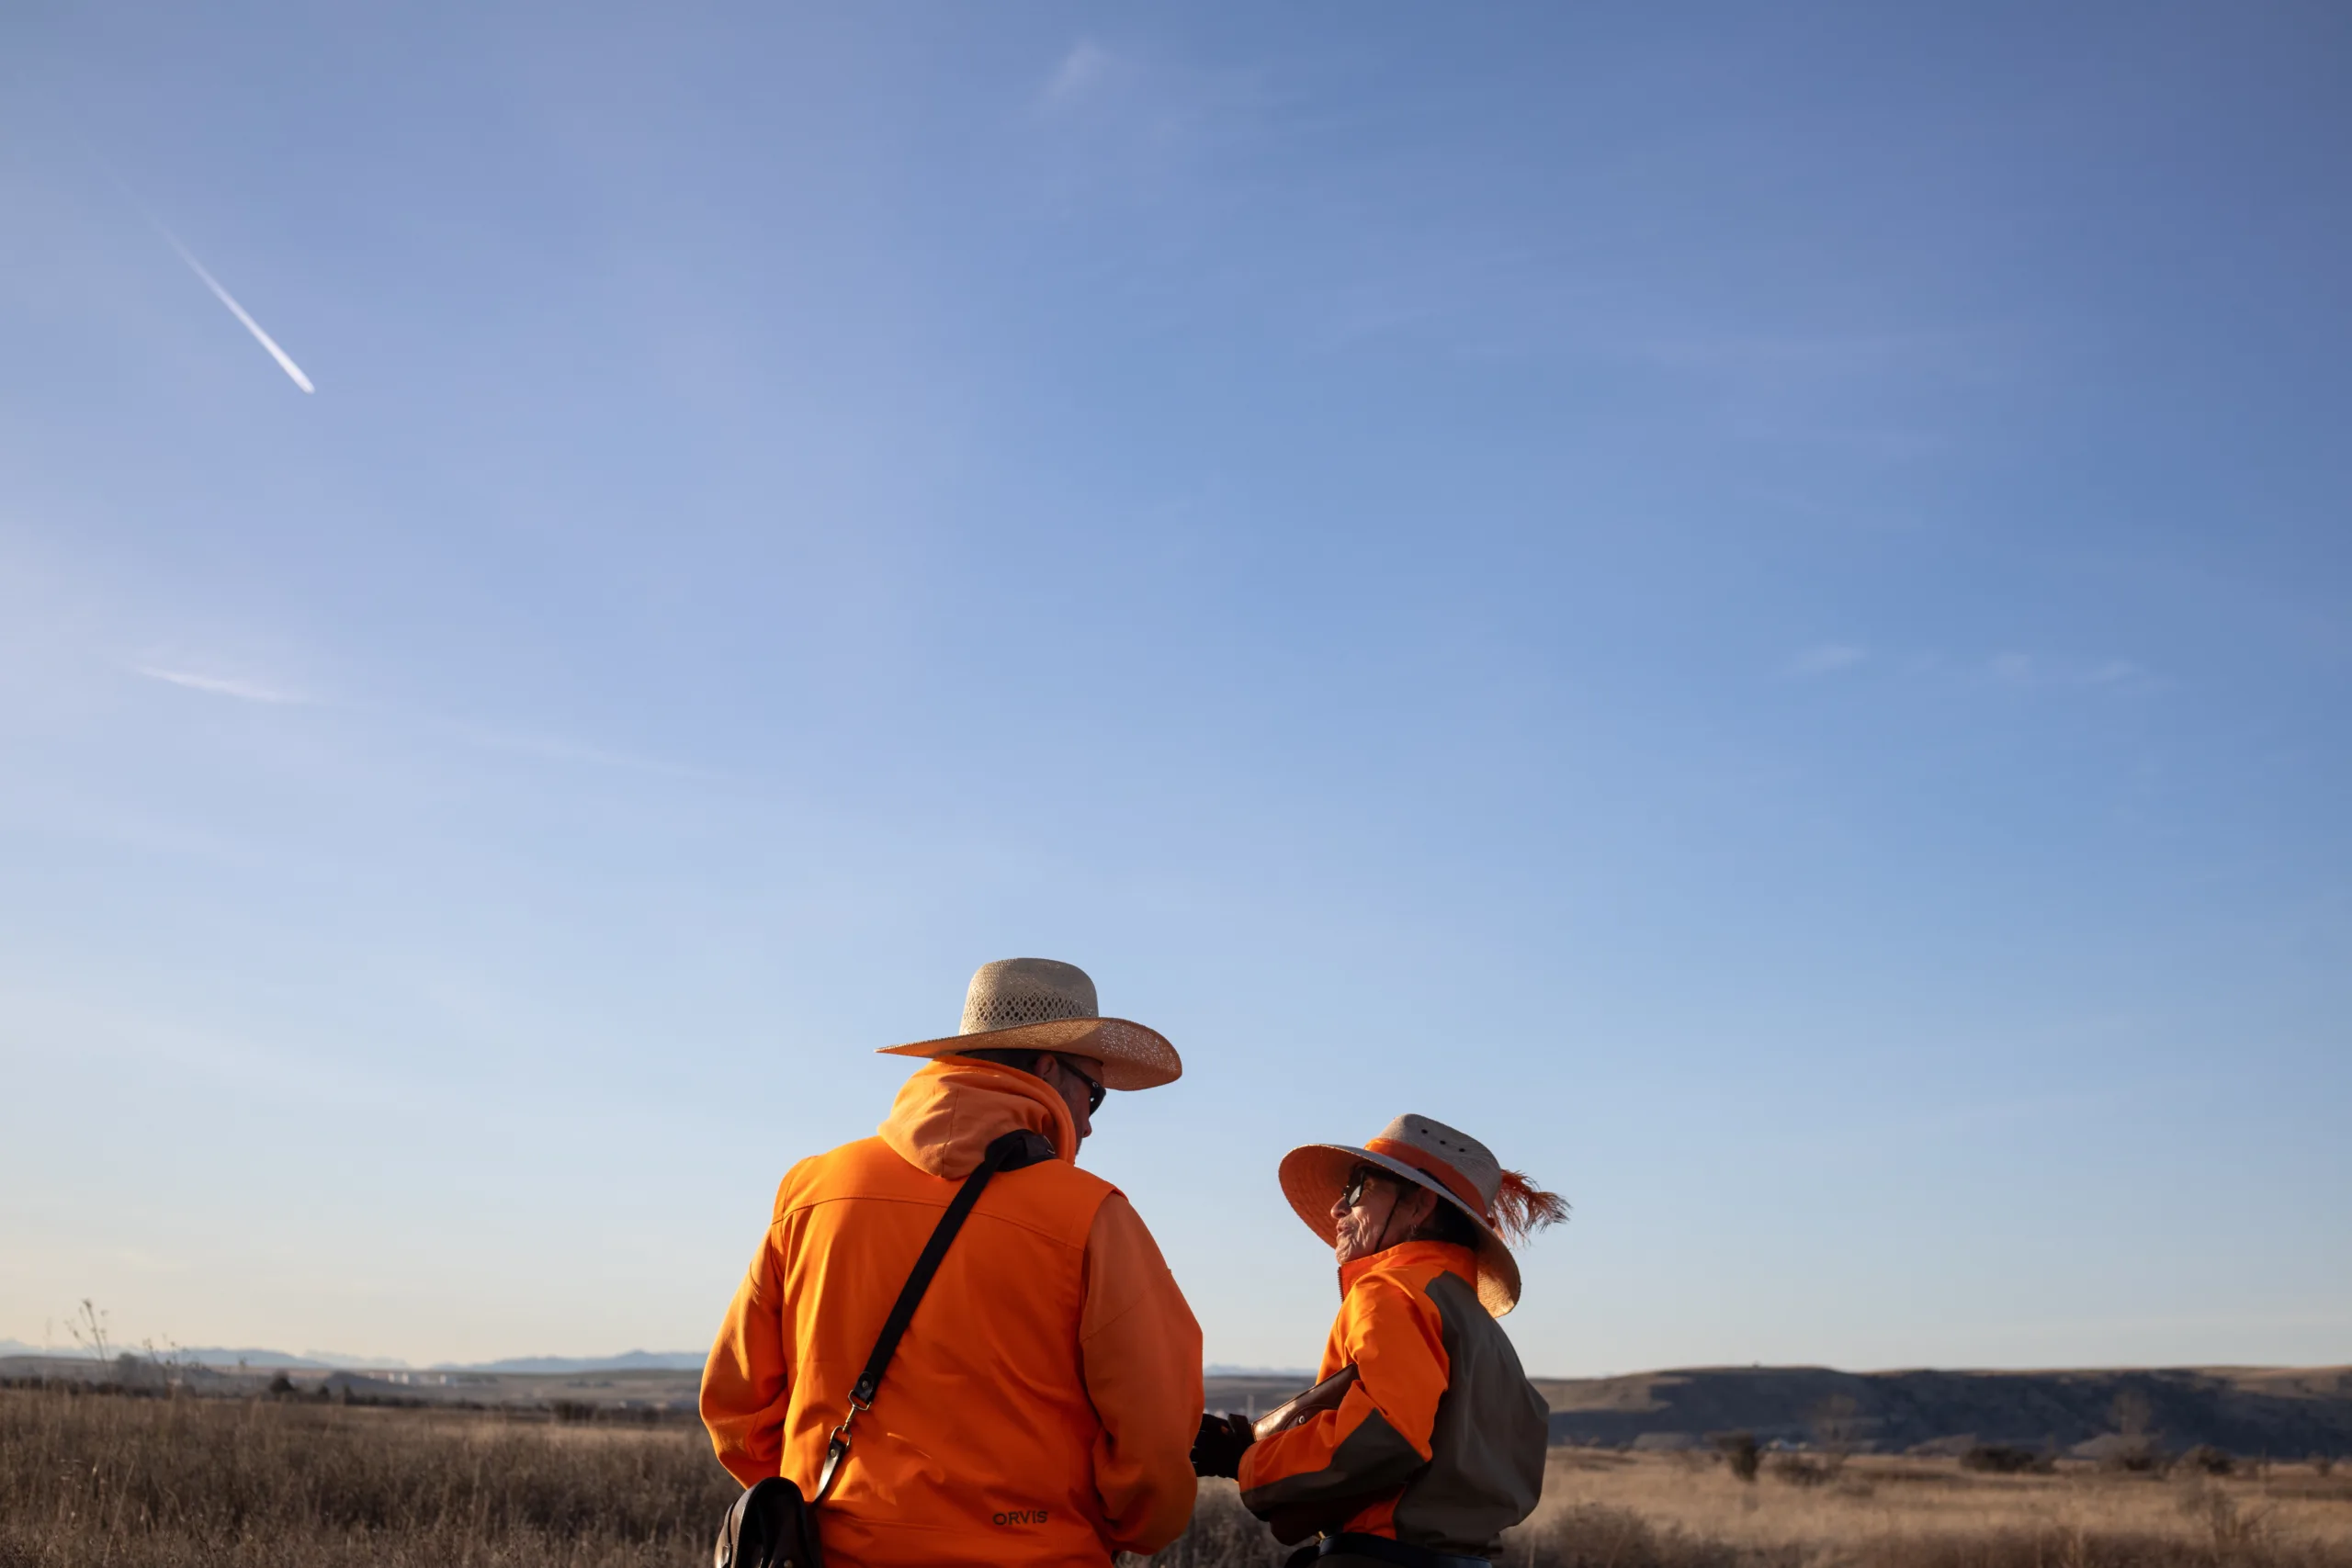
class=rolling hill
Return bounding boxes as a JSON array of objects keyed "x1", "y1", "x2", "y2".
[{"x1": 1529, "y1": 1365, "x2": 2352, "y2": 1455}]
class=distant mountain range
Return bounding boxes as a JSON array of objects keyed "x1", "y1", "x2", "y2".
[
  {"x1": 0, "y1": 1340, "x2": 706, "y2": 1374},
  {"x1": 2, "y1": 1342, "x2": 1287, "y2": 1377},
  {"x1": 450, "y1": 1350, "x2": 708, "y2": 1374}
]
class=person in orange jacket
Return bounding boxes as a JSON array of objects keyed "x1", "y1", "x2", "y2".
[
  {"x1": 1192, "y1": 1115, "x2": 1566, "y2": 1568},
  {"x1": 702, "y1": 958, "x2": 1204, "y2": 1567}
]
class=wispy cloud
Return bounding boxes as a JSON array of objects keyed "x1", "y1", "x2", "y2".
[
  {"x1": 445, "y1": 721, "x2": 726, "y2": 783},
  {"x1": 133, "y1": 665, "x2": 309, "y2": 705},
  {"x1": 1772, "y1": 646, "x2": 2165, "y2": 695},
  {"x1": 1040, "y1": 41, "x2": 1114, "y2": 109},
  {"x1": 1784, "y1": 643, "x2": 1867, "y2": 677},
  {"x1": 1020, "y1": 39, "x2": 1277, "y2": 224},
  {"x1": 1986, "y1": 653, "x2": 2157, "y2": 692},
  {"x1": 125, "y1": 658, "x2": 720, "y2": 776},
  {"x1": 1639, "y1": 330, "x2": 1975, "y2": 380},
  {"x1": 4, "y1": 984, "x2": 412, "y2": 1113}
]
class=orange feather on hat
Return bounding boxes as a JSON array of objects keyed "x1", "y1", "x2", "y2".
[{"x1": 1491, "y1": 1169, "x2": 1569, "y2": 1245}]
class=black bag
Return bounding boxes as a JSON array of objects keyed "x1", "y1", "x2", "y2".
[
  {"x1": 712, "y1": 1128, "x2": 1057, "y2": 1568},
  {"x1": 715, "y1": 1476, "x2": 822, "y2": 1568}
]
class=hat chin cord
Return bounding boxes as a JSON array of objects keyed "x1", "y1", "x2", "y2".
[{"x1": 1363, "y1": 1182, "x2": 1445, "y2": 1256}]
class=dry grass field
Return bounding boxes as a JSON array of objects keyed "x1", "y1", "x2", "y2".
[
  {"x1": 6, "y1": 1385, "x2": 2349, "y2": 1568},
  {"x1": 0, "y1": 1385, "x2": 732, "y2": 1568},
  {"x1": 1504, "y1": 1447, "x2": 2352, "y2": 1568}
]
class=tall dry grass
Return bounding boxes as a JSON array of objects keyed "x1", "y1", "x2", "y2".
[
  {"x1": 0, "y1": 1385, "x2": 733, "y2": 1567},
  {"x1": 6, "y1": 1387, "x2": 2350, "y2": 1568},
  {"x1": 1503, "y1": 1448, "x2": 2352, "y2": 1568}
]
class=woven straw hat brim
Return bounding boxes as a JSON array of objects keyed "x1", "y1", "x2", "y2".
[
  {"x1": 1278, "y1": 1143, "x2": 1521, "y2": 1316},
  {"x1": 876, "y1": 1016, "x2": 1181, "y2": 1091}
]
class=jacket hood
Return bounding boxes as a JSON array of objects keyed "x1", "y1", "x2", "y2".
[{"x1": 879, "y1": 1055, "x2": 1078, "y2": 1179}]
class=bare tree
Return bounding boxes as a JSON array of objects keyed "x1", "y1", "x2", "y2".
[
  {"x1": 2109, "y1": 1388, "x2": 2163, "y2": 1472},
  {"x1": 1812, "y1": 1393, "x2": 1866, "y2": 1473}
]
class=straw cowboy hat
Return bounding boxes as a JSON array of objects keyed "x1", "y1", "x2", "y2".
[
  {"x1": 876, "y1": 957, "x2": 1182, "y2": 1091},
  {"x1": 1280, "y1": 1114, "x2": 1567, "y2": 1316}
]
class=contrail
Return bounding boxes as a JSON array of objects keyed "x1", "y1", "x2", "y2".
[
  {"x1": 78, "y1": 137, "x2": 319, "y2": 393},
  {"x1": 155, "y1": 224, "x2": 315, "y2": 393}
]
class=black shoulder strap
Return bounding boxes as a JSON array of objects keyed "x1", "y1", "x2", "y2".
[{"x1": 814, "y1": 1127, "x2": 1055, "y2": 1499}]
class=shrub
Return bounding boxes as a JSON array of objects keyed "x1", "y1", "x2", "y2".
[
  {"x1": 2102, "y1": 1440, "x2": 2167, "y2": 1474},
  {"x1": 1713, "y1": 1431, "x2": 1760, "y2": 1483},
  {"x1": 2180, "y1": 1445, "x2": 2235, "y2": 1476},
  {"x1": 1767, "y1": 1453, "x2": 1831, "y2": 1487},
  {"x1": 1962, "y1": 1444, "x2": 2052, "y2": 1474}
]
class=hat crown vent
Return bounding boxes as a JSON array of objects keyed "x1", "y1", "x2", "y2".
[{"x1": 959, "y1": 957, "x2": 1100, "y2": 1036}]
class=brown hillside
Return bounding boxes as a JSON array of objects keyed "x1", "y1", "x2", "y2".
[{"x1": 1530, "y1": 1365, "x2": 2352, "y2": 1454}]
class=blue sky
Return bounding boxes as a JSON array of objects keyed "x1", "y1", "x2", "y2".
[{"x1": 3, "y1": 2, "x2": 2346, "y2": 1375}]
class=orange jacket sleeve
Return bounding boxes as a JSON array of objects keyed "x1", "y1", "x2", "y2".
[
  {"x1": 1079, "y1": 1192, "x2": 1204, "y2": 1555},
  {"x1": 1238, "y1": 1271, "x2": 1450, "y2": 1540},
  {"x1": 700, "y1": 1187, "x2": 792, "y2": 1488}
]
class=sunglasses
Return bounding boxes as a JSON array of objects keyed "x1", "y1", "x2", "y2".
[
  {"x1": 1058, "y1": 1057, "x2": 1107, "y2": 1115},
  {"x1": 1338, "y1": 1165, "x2": 1391, "y2": 1213}
]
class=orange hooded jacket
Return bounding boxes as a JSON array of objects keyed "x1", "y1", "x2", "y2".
[
  {"x1": 702, "y1": 1057, "x2": 1203, "y2": 1566},
  {"x1": 1237, "y1": 1241, "x2": 1548, "y2": 1556}
]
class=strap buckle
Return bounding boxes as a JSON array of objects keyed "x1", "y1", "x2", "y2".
[
  {"x1": 825, "y1": 1392, "x2": 869, "y2": 1462},
  {"x1": 817, "y1": 1393, "x2": 869, "y2": 1503}
]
